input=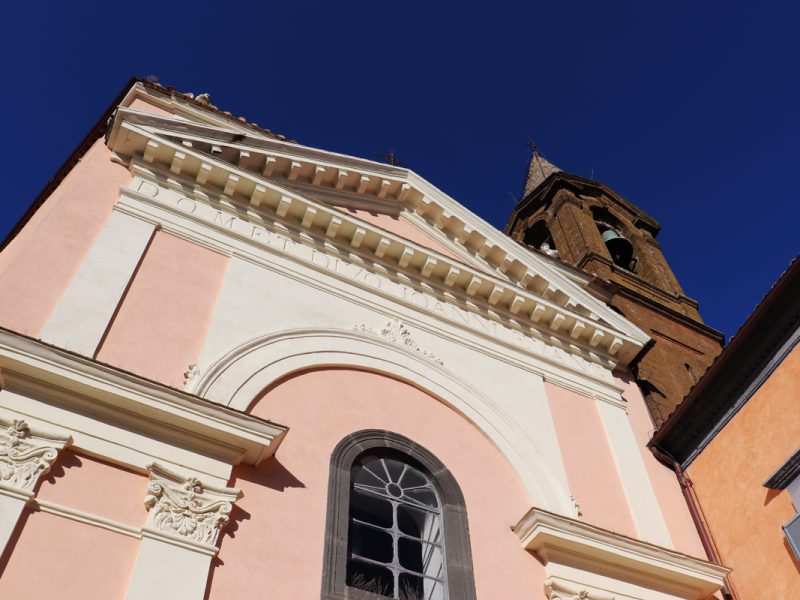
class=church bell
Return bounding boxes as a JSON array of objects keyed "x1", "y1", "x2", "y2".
[{"x1": 601, "y1": 229, "x2": 634, "y2": 268}]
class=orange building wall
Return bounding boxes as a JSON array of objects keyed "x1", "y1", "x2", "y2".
[
  {"x1": 687, "y1": 344, "x2": 800, "y2": 598},
  {"x1": 208, "y1": 368, "x2": 547, "y2": 600}
]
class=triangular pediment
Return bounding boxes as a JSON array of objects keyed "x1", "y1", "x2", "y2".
[{"x1": 107, "y1": 84, "x2": 650, "y2": 366}]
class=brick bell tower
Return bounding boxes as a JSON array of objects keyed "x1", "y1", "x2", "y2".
[{"x1": 506, "y1": 150, "x2": 724, "y2": 427}]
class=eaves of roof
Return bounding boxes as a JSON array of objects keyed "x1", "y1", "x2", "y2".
[{"x1": 650, "y1": 255, "x2": 800, "y2": 467}]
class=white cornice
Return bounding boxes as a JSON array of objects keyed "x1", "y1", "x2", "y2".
[
  {"x1": 107, "y1": 108, "x2": 648, "y2": 366},
  {"x1": 116, "y1": 89, "x2": 648, "y2": 344},
  {"x1": 513, "y1": 507, "x2": 729, "y2": 600},
  {"x1": 0, "y1": 329, "x2": 287, "y2": 474}
]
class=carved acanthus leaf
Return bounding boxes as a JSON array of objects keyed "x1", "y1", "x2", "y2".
[
  {"x1": 354, "y1": 319, "x2": 443, "y2": 365},
  {"x1": 0, "y1": 418, "x2": 70, "y2": 494},
  {"x1": 144, "y1": 464, "x2": 241, "y2": 549}
]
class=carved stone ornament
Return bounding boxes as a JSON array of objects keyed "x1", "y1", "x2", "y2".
[
  {"x1": 0, "y1": 417, "x2": 71, "y2": 496},
  {"x1": 354, "y1": 319, "x2": 443, "y2": 365},
  {"x1": 144, "y1": 463, "x2": 241, "y2": 550},
  {"x1": 544, "y1": 577, "x2": 615, "y2": 600},
  {"x1": 570, "y1": 493, "x2": 582, "y2": 518},
  {"x1": 183, "y1": 363, "x2": 201, "y2": 387}
]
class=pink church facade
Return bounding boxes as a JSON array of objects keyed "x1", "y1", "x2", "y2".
[{"x1": 0, "y1": 80, "x2": 727, "y2": 599}]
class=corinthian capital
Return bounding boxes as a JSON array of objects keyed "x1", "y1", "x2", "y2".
[
  {"x1": 143, "y1": 463, "x2": 241, "y2": 552},
  {"x1": 0, "y1": 417, "x2": 71, "y2": 498}
]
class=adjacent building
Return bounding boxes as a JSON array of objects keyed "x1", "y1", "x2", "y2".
[
  {"x1": 651, "y1": 257, "x2": 800, "y2": 599},
  {"x1": 0, "y1": 79, "x2": 728, "y2": 599}
]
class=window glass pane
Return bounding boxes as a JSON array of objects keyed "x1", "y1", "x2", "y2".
[
  {"x1": 404, "y1": 488, "x2": 439, "y2": 509},
  {"x1": 397, "y1": 504, "x2": 441, "y2": 543},
  {"x1": 398, "y1": 538, "x2": 445, "y2": 579},
  {"x1": 345, "y1": 450, "x2": 452, "y2": 598},
  {"x1": 353, "y1": 464, "x2": 386, "y2": 488},
  {"x1": 384, "y1": 457, "x2": 406, "y2": 483},
  {"x1": 347, "y1": 558, "x2": 394, "y2": 597},
  {"x1": 350, "y1": 522, "x2": 393, "y2": 563},
  {"x1": 399, "y1": 573, "x2": 446, "y2": 600},
  {"x1": 351, "y1": 490, "x2": 393, "y2": 528},
  {"x1": 359, "y1": 457, "x2": 391, "y2": 485},
  {"x1": 400, "y1": 467, "x2": 427, "y2": 489}
]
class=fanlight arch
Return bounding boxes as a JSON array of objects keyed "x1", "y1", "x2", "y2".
[{"x1": 190, "y1": 327, "x2": 576, "y2": 515}]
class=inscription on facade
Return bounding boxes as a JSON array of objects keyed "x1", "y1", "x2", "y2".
[{"x1": 129, "y1": 178, "x2": 610, "y2": 380}]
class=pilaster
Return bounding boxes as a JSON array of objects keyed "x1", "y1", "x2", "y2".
[
  {"x1": 0, "y1": 417, "x2": 71, "y2": 554},
  {"x1": 39, "y1": 209, "x2": 156, "y2": 357},
  {"x1": 126, "y1": 463, "x2": 241, "y2": 600}
]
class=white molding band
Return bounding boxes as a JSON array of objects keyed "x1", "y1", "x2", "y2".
[
  {"x1": 113, "y1": 88, "x2": 649, "y2": 351},
  {"x1": 0, "y1": 328, "x2": 287, "y2": 486},
  {"x1": 514, "y1": 507, "x2": 729, "y2": 600},
  {"x1": 39, "y1": 209, "x2": 156, "y2": 357},
  {"x1": 33, "y1": 498, "x2": 140, "y2": 538},
  {"x1": 192, "y1": 326, "x2": 578, "y2": 517},
  {"x1": 0, "y1": 417, "x2": 71, "y2": 556},
  {"x1": 105, "y1": 107, "x2": 650, "y2": 365},
  {"x1": 126, "y1": 463, "x2": 240, "y2": 600},
  {"x1": 117, "y1": 181, "x2": 627, "y2": 407}
]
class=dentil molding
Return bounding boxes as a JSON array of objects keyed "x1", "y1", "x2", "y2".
[
  {"x1": 142, "y1": 463, "x2": 241, "y2": 555},
  {"x1": 0, "y1": 417, "x2": 71, "y2": 500}
]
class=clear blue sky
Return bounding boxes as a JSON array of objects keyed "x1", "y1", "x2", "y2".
[{"x1": 2, "y1": 2, "x2": 797, "y2": 338}]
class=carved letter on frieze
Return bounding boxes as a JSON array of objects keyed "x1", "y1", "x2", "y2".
[
  {"x1": 0, "y1": 418, "x2": 71, "y2": 497},
  {"x1": 143, "y1": 464, "x2": 241, "y2": 551}
]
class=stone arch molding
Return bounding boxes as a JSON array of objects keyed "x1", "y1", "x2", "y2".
[{"x1": 191, "y1": 327, "x2": 576, "y2": 515}]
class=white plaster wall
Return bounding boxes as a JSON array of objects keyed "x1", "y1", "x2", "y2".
[
  {"x1": 127, "y1": 536, "x2": 211, "y2": 600},
  {"x1": 198, "y1": 256, "x2": 573, "y2": 511}
]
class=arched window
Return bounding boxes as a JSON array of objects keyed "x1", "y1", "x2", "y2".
[{"x1": 322, "y1": 430, "x2": 476, "y2": 600}]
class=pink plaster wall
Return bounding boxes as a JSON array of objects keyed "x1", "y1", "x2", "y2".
[
  {"x1": 0, "y1": 510, "x2": 138, "y2": 599},
  {"x1": 36, "y1": 451, "x2": 148, "y2": 527},
  {"x1": 0, "y1": 140, "x2": 130, "y2": 336},
  {"x1": 616, "y1": 371, "x2": 708, "y2": 557},
  {"x1": 95, "y1": 231, "x2": 229, "y2": 387},
  {"x1": 544, "y1": 381, "x2": 638, "y2": 537},
  {"x1": 338, "y1": 207, "x2": 463, "y2": 261},
  {"x1": 207, "y1": 368, "x2": 547, "y2": 600}
]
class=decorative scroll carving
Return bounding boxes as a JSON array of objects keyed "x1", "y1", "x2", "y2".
[
  {"x1": 354, "y1": 319, "x2": 443, "y2": 365},
  {"x1": 570, "y1": 493, "x2": 582, "y2": 518},
  {"x1": 144, "y1": 464, "x2": 241, "y2": 549},
  {"x1": 0, "y1": 418, "x2": 71, "y2": 495},
  {"x1": 544, "y1": 578, "x2": 615, "y2": 600},
  {"x1": 183, "y1": 363, "x2": 201, "y2": 387}
]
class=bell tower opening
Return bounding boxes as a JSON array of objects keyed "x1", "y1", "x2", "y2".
[
  {"x1": 505, "y1": 147, "x2": 724, "y2": 426},
  {"x1": 522, "y1": 220, "x2": 558, "y2": 257},
  {"x1": 590, "y1": 206, "x2": 636, "y2": 271}
]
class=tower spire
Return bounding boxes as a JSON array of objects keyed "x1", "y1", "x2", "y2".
[{"x1": 522, "y1": 138, "x2": 561, "y2": 198}]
